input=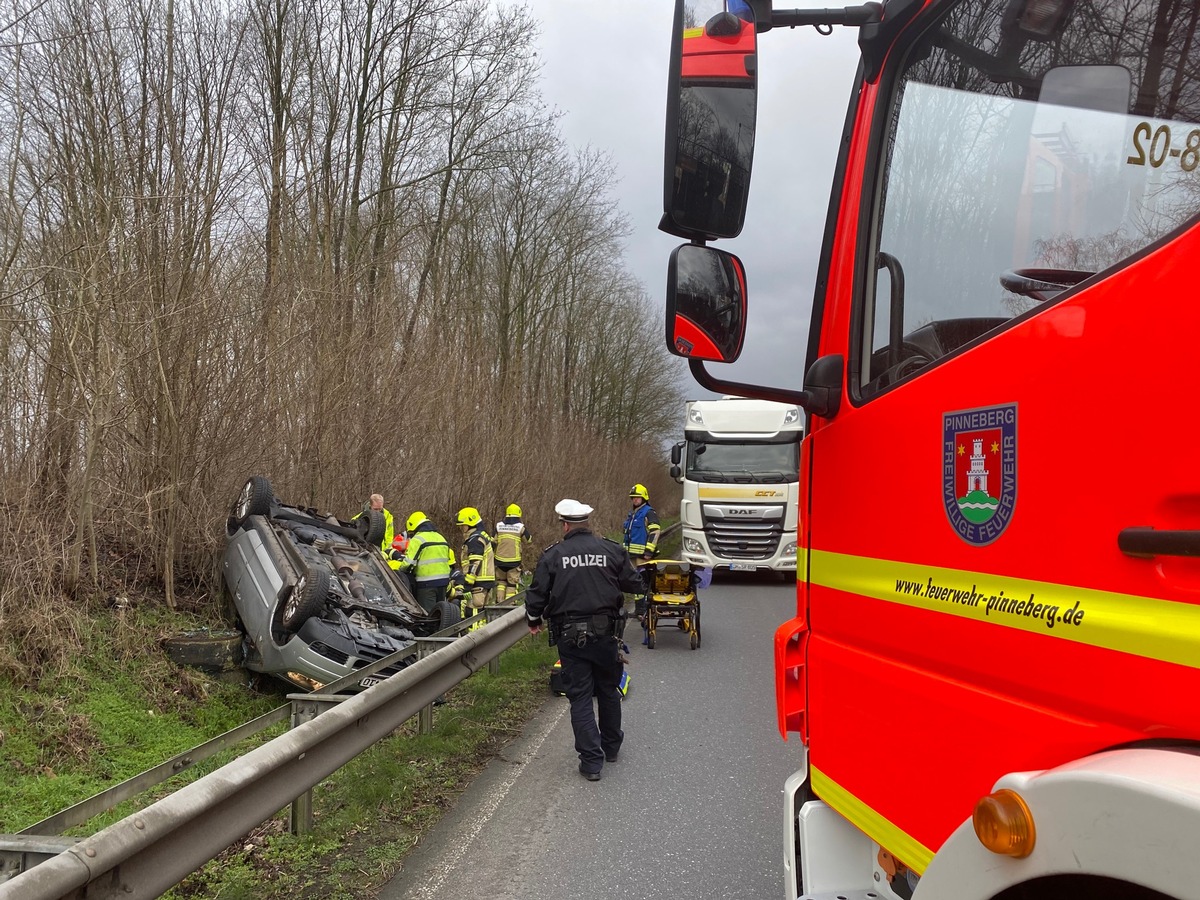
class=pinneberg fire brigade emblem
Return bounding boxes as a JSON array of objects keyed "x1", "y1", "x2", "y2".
[{"x1": 943, "y1": 403, "x2": 1017, "y2": 546}]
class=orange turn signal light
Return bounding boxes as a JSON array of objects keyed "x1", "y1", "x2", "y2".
[{"x1": 972, "y1": 789, "x2": 1035, "y2": 858}]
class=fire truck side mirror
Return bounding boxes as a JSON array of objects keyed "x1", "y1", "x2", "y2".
[
  {"x1": 660, "y1": 0, "x2": 758, "y2": 241},
  {"x1": 665, "y1": 243, "x2": 747, "y2": 364}
]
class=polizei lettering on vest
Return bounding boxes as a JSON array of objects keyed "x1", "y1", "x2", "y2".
[{"x1": 561, "y1": 554, "x2": 607, "y2": 568}]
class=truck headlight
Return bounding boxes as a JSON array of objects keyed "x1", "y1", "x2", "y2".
[
  {"x1": 684, "y1": 538, "x2": 704, "y2": 553},
  {"x1": 781, "y1": 541, "x2": 797, "y2": 557}
]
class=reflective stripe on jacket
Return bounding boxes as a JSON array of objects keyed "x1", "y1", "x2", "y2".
[
  {"x1": 463, "y1": 527, "x2": 496, "y2": 587},
  {"x1": 622, "y1": 504, "x2": 660, "y2": 556},
  {"x1": 494, "y1": 517, "x2": 529, "y2": 567},
  {"x1": 400, "y1": 526, "x2": 453, "y2": 586}
]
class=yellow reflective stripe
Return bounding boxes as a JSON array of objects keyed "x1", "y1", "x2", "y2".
[
  {"x1": 683, "y1": 26, "x2": 704, "y2": 38},
  {"x1": 810, "y1": 549, "x2": 1200, "y2": 669},
  {"x1": 697, "y1": 486, "x2": 787, "y2": 499},
  {"x1": 811, "y1": 766, "x2": 933, "y2": 874}
]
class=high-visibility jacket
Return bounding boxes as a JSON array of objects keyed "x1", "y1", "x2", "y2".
[
  {"x1": 622, "y1": 504, "x2": 660, "y2": 557},
  {"x1": 398, "y1": 524, "x2": 453, "y2": 587},
  {"x1": 494, "y1": 516, "x2": 531, "y2": 569},
  {"x1": 462, "y1": 526, "x2": 496, "y2": 588}
]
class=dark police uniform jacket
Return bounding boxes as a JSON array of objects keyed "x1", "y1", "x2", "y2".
[{"x1": 525, "y1": 528, "x2": 643, "y2": 638}]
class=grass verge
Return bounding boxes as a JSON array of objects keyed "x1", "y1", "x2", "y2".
[{"x1": 1, "y1": 600, "x2": 558, "y2": 899}]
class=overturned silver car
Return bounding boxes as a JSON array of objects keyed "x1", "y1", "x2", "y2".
[{"x1": 223, "y1": 476, "x2": 460, "y2": 691}]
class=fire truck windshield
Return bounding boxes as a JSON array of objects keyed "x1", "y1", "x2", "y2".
[{"x1": 860, "y1": 0, "x2": 1199, "y2": 397}]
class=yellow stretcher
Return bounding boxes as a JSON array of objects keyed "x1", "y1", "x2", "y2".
[{"x1": 642, "y1": 560, "x2": 701, "y2": 650}]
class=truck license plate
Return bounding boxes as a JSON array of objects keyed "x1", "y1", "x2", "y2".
[{"x1": 730, "y1": 563, "x2": 757, "y2": 572}]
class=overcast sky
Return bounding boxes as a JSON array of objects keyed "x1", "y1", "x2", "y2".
[{"x1": 502, "y1": 1, "x2": 862, "y2": 400}]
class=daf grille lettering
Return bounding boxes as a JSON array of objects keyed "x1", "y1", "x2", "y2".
[{"x1": 729, "y1": 508, "x2": 755, "y2": 515}]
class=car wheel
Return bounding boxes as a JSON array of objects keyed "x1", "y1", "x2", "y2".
[
  {"x1": 435, "y1": 600, "x2": 461, "y2": 631},
  {"x1": 233, "y1": 476, "x2": 273, "y2": 524},
  {"x1": 356, "y1": 509, "x2": 387, "y2": 546},
  {"x1": 281, "y1": 569, "x2": 329, "y2": 632}
]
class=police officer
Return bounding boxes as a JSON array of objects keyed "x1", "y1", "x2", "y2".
[{"x1": 526, "y1": 499, "x2": 643, "y2": 781}]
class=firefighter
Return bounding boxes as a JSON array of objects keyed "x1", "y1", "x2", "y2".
[
  {"x1": 456, "y1": 507, "x2": 496, "y2": 620},
  {"x1": 623, "y1": 483, "x2": 661, "y2": 623},
  {"x1": 494, "y1": 503, "x2": 532, "y2": 604},
  {"x1": 393, "y1": 511, "x2": 454, "y2": 614},
  {"x1": 525, "y1": 499, "x2": 643, "y2": 781},
  {"x1": 623, "y1": 484, "x2": 660, "y2": 560}
]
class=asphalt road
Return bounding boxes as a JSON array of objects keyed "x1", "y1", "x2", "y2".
[{"x1": 379, "y1": 573, "x2": 802, "y2": 900}]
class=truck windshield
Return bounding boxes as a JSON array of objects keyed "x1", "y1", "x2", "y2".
[
  {"x1": 860, "y1": 0, "x2": 1199, "y2": 395},
  {"x1": 685, "y1": 439, "x2": 799, "y2": 482}
]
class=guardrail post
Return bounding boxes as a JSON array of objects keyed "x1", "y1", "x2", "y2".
[
  {"x1": 486, "y1": 607, "x2": 502, "y2": 675},
  {"x1": 289, "y1": 700, "x2": 317, "y2": 835},
  {"x1": 417, "y1": 643, "x2": 434, "y2": 735}
]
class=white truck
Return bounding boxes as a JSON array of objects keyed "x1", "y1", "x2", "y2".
[{"x1": 669, "y1": 397, "x2": 802, "y2": 575}]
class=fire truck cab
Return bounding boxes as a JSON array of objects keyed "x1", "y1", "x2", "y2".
[{"x1": 660, "y1": 1, "x2": 1200, "y2": 898}]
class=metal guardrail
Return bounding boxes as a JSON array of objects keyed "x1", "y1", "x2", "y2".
[
  {"x1": 0, "y1": 533, "x2": 678, "y2": 896},
  {"x1": 0, "y1": 605, "x2": 530, "y2": 900},
  {"x1": 660, "y1": 521, "x2": 682, "y2": 545}
]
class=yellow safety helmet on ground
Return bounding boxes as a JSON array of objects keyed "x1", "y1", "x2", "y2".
[
  {"x1": 456, "y1": 507, "x2": 482, "y2": 527},
  {"x1": 629, "y1": 484, "x2": 650, "y2": 501},
  {"x1": 406, "y1": 511, "x2": 428, "y2": 533},
  {"x1": 506, "y1": 503, "x2": 522, "y2": 517}
]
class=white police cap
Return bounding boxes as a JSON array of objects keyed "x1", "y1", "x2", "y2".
[{"x1": 554, "y1": 499, "x2": 593, "y2": 522}]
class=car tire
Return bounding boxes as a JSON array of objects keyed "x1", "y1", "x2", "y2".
[
  {"x1": 435, "y1": 600, "x2": 461, "y2": 631},
  {"x1": 356, "y1": 509, "x2": 387, "y2": 546},
  {"x1": 281, "y1": 568, "x2": 329, "y2": 632},
  {"x1": 233, "y1": 476, "x2": 273, "y2": 524}
]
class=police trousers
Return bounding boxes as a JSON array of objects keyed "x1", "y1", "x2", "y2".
[{"x1": 558, "y1": 633, "x2": 623, "y2": 773}]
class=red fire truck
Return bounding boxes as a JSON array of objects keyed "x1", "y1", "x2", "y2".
[{"x1": 660, "y1": 2, "x2": 1200, "y2": 898}]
